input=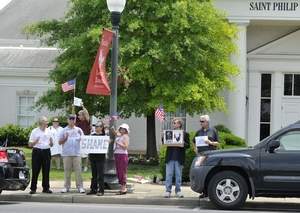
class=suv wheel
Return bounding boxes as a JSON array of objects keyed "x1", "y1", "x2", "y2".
[{"x1": 208, "y1": 171, "x2": 248, "y2": 209}]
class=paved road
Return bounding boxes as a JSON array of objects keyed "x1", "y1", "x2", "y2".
[{"x1": 0, "y1": 202, "x2": 299, "y2": 213}]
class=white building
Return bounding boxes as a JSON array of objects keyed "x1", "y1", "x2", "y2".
[
  {"x1": 213, "y1": 0, "x2": 300, "y2": 146},
  {"x1": 1, "y1": 0, "x2": 300, "y2": 151}
]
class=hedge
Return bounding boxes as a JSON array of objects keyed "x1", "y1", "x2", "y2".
[{"x1": 0, "y1": 124, "x2": 34, "y2": 147}]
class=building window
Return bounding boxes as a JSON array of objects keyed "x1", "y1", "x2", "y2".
[
  {"x1": 284, "y1": 74, "x2": 300, "y2": 96},
  {"x1": 17, "y1": 96, "x2": 35, "y2": 127},
  {"x1": 260, "y1": 74, "x2": 271, "y2": 141},
  {"x1": 163, "y1": 107, "x2": 186, "y2": 131}
]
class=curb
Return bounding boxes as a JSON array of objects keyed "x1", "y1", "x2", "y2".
[{"x1": 0, "y1": 194, "x2": 200, "y2": 206}]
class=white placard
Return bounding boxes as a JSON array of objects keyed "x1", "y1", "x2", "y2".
[
  {"x1": 163, "y1": 130, "x2": 184, "y2": 147},
  {"x1": 195, "y1": 136, "x2": 208, "y2": 147},
  {"x1": 73, "y1": 97, "x2": 83, "y2": 107},
  {"x1": 81, "y1": 135, "x2": 109, "y2": 154}
]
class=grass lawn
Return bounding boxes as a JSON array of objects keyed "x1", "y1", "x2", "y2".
[{"x1": 21, "y1": 147, "x2": 161, "y2": 181}]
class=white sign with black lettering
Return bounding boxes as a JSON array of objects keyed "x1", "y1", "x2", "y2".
[
  {"x1": 163, "y1": 130, "x2": 184, "y2": 147},
  {"x1": 81, "y1": 135, "x2": 109, "y2": 154}
]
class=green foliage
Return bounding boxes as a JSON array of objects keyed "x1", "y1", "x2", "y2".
[
  {"x1": 219, "y1": 132, "x2": 246, "y2": 148},
  {"x1": 0, "y1": 125, "x2": 35, "y2": 147},
  {"x1": 214, "y1": 124, "x2": 231, "y2": 134},
  {"x1": 24, "y1": 0, "x2": 237, "y2": 117}
]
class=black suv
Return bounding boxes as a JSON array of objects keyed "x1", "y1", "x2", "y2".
[
  {"x1": 190, "y1": 121, "x2": 300, "y2": 209},
  {"x1": 0, "y1": 146, "x2": 30, "y2": 194}
]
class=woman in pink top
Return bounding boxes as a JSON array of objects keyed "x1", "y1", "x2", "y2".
[{"x1": 114, "y1": 123, "x2": 130, "y2": 195}]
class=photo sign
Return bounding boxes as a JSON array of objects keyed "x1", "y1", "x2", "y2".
[
  {"x1": 81, "y1": 135, "x2": 109, "y2": 154},
  {"x1": 163, "y1": 130, "x2": 184, "y2": 147}
]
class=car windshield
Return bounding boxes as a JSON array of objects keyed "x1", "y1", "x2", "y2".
[{"x1": 253, "y1": 134, "x2": 272, "y2": 148}]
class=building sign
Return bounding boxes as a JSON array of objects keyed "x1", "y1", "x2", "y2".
[
  {"x1": 250, "y1": 2, "x2": 299, "y2": 11},
  {"x1": 81, "y1": 135, "x2": 109, "y2": 154},
  {"x1": 215, "y1": 0, "x2": 300, "y2": 20}
]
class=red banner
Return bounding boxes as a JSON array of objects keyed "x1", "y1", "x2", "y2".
[{"x1": 86, "y1": 29, "x2": 113, "y2": 96}]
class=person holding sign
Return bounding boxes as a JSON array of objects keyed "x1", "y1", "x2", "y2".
[
  {"x1": 113, "y1": 123, "x2": 130, "y2": 195},
  {"x1": 193, "y1": 115, "x2": 219, "y2": 199},
  {"x1": 28, "y1": 116, "x2": 53, "y2": 194},
  {"x1": 59, "y1": 115, "x2": 85, "y2": 193},
  {"x1": 76, "y1": 102, "x2": 91, "y2": 172},
  {"x1": 86, "y1": 121, "x2": 106, "y2": 196},
  {"x1": 193, "y1": 115, "x2": 219, "y2": 154},
  {"x1": 164, "y1": 118, "x2": 190, "y2": 198}
]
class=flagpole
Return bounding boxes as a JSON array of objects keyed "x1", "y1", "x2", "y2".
[{"x1": 72, "y1": 79, "x2": 76, "y2": 114}]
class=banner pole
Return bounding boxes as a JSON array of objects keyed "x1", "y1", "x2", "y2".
[{"x1": 72, "y1": 79, "x2": 76, "y2": 114}]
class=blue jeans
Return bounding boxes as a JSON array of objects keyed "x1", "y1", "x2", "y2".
[{"x1": 165, "y1": 160, "x2": 183, "y2": 193}]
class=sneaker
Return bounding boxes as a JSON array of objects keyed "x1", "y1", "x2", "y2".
[
  {"x1": 78, "y1": 188, "x2": 85, "y2": 193},
  {"x1": 61, "y1": 188, "x2": 69, "y2": 193},
  {"x1": 97, "y1": 192, "x2": 104, "y2": 196},
  {"x1": 42, "y1": 189, "x2": 53, "y2": 194},
  {"x1": 176, "y1": 192, "x2": 184, "y2": 198},
  {"x1": 164, "y1": 192, "x2": 171, "y2": 198},
  {"x1": 199, "y1": 193, "x2": 206, "y2": 199},
  {"x1": 86, "y1": 190, "x2": 97, "y2": 195},
  {"x1": 29, "y1": 190, "x2": 36, "y2": 194}
]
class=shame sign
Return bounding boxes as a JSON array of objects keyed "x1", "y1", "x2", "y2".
[
  {"x1": 81, "y1": 135, "x2": 109, "y2": 154},
  {"x1": 250, "y1": 1, "x2": 299, "y2": 11}
]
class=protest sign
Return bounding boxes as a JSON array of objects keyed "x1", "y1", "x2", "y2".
[
  {"x1": 81, "y1": 135, "x2": 109, "y2": 154},
  {"x1": 195, "y1": 136, "x2": 208, "y2": 147},
  {"x1": 163, "y1": 130, "x2": 184, "y2": 147}
]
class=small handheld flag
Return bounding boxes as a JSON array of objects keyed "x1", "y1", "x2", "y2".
[
  {"x1": 155, "y1": 105, "x2": 165, "y2": 122},
  {"x1": 61, "y1": 79, "x2": 76, "y2": 92}
]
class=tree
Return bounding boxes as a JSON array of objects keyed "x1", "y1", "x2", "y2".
[{"x1": 25, "y1": 0, "x2": 237, "y2": 158}]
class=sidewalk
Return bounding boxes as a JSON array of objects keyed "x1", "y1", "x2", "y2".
[
  {"x1": 1, "y1": 181, "x2": 300, "y2": 208},
  {"x1": 0, "y1": 181, "x2": 200, "y2": 206}
]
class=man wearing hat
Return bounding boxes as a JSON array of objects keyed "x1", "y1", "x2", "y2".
[
  {"x1": 59, "y1": 115, "x2": 85, "y2": 193},
  {"x1": 49, "y1": 117, "x2": 63, "y2": 170}
]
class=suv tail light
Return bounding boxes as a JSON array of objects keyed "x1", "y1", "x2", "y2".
[{"x1": 0, "y1": 150, "x2": 8, "y2": 163}]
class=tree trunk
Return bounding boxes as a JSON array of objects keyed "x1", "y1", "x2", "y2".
[{"x1": 146, "y1": 113, "x2": 158, "y2": 158}]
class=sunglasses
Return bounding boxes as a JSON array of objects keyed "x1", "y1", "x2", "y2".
[
  {"x1": 200, "y1": 120, "x2": 205, "y2": 123},
  {"x1": 95, "y1": 125, "x2": 103, "y2": 128}
]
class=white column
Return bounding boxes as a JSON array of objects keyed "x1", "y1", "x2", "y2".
[
  {"x1": 271, "y1": 72, "x2": 283, "y2": 133},
  {"x1": 227, "y1": 20, "x2": 249, "y2": 139},
  {"x1": 247, "y1": 71, "x2": 261, "y2": 146}
]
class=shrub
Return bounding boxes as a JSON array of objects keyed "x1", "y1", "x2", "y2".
[
  {"x1": 214, "y1": 124, "x2": 231, "y2": 134},
  {"x1": 219, "y1": 132, "x2": 246, "y2": 148},
  {"x1": 0, "y1": 124, "x2": 35, "y2": 147}
]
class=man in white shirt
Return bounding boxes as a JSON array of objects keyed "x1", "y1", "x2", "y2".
[
  {"x1": 59, "y1": 115, "x2": 85, "y2": 193},
  {"x1": 49, "y1": 117, "x2": 63, "y2": 170},
  {"x1": 28, "y1": 116, "x2": 53, "y2": 194}
]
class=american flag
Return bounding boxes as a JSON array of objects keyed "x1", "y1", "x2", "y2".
[
  {"x1": 155, "y1": 105, "x2": 165, "y2": 122},
  {"x1": 61, "y1": 79, "x2": 76, "y2": 92}
]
